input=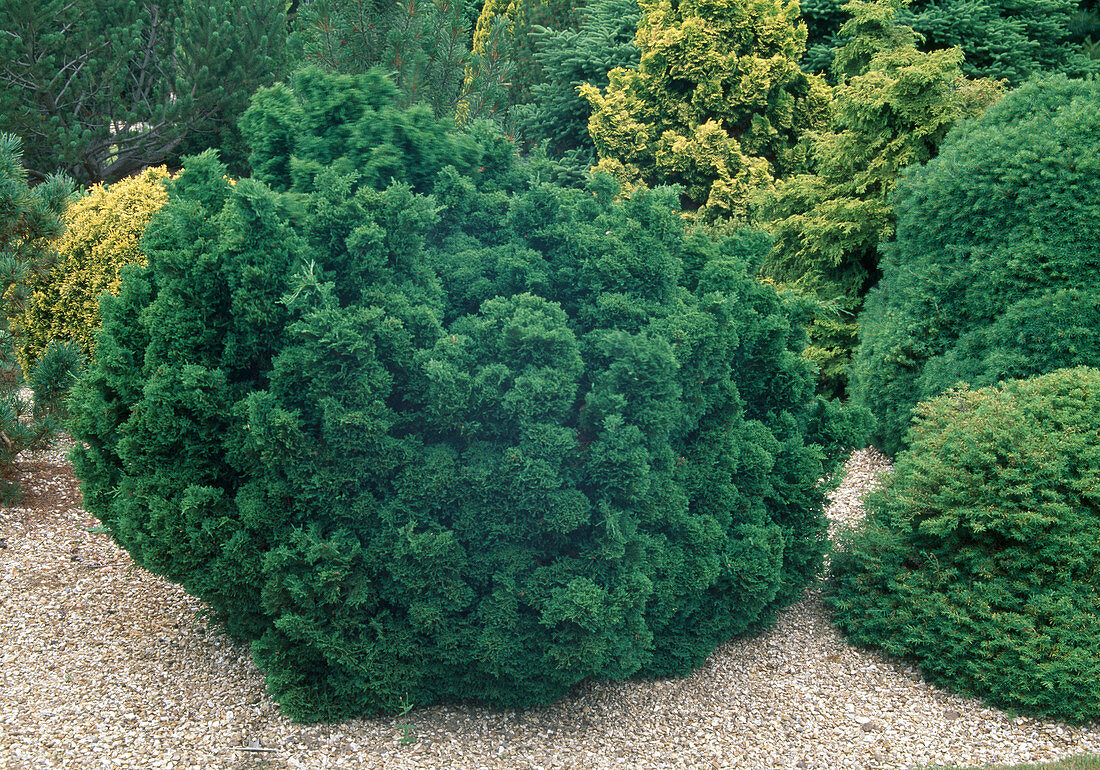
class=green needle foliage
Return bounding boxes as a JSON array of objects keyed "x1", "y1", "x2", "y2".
[
  {"x1": 896, "y1": 0, "x2": 1099, "y2": 85},
  {"x1": 517, "y1": 0, "x2": 642, "y2": 181},
  {"x1": 0, "y1": 0, "x2": 286, "y2": 184},
  {"x1": 800, "y1": 0, "x2": 850, "y2": 72},
  {"x1": 581, "y1": 0, "x2": 830, "y2": 220},
  {"x1": 798, "y1": 0, "x2": 1100, "y2": 84},
  {"x1": 0, "y1": 134, "x2": 82, "y2": 497},
  {"x1": 829, "y1": 367, "x2": 1100, "y2": 723},
  {"x1": 293, "y1": 0, "x2": 485, "y2": 119},
  {"x1": 760, "y1": 0, "x2": 1003, "y2": 397},
  {"x1": 853, "y1": 74, "x2": 1100, "y2": 455},
  {"x1": 69, "y1": 68, "x2": 860, "y2": 721}
]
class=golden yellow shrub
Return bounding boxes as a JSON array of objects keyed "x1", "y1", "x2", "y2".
[{"x1": 15, "y1": 166, "x2": 170, "y2": 374}]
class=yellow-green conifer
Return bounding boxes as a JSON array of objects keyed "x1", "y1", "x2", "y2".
[
  {"x1": 760, "y1": 0, "x2": 1003, "y2": 396},
  {"x1": 582, "y1": 0, "x2": 829, "y2": 220},
  {"x1": 16, "y1": 166, "x2": 170, "y2": 373}
]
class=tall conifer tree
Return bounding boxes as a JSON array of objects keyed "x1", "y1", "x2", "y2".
[
  {"x1": 294, "y1": 0, "x2": 479, "y2": 118},
  {"x1": 0, "y1": 0, "x2": 286, "y2": 183},
  {"x1": 518, "y1": 0, "x2": 642, "y2": 179}
]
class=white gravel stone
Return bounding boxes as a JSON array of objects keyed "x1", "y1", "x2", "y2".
[{"x1": 2, "y1": 443, "x2": 1098, "y2": 769}]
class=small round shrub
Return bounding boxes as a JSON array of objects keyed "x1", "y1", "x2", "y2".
[
  {"x1": 853, "y1": 74, "x2": 1100, "y2": 455},
  {"x1": 68, "y1": 68, "x2": 858, "y2": 721},
  {"x1": 829, "y1": 367, "x2": 1100, "y2": 723},
  {"x1": 15, "y1": 166, "x2": 170, "y2": 374}
]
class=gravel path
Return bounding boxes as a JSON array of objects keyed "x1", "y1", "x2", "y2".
[{"x1": 2, "y1": 444, "x2": 1098, "y2": 769}]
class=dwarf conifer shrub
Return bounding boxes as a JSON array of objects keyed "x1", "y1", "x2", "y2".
[
  {"x1": 15, "y1": 166, "x2": 169, "y2": 374},
  {"x1": 853, "y1": 75, "x2": 1100, "y2": 455},
  {"x1": 69, "y1": 69, "x2": 857, "y2": 721},
  {"x1": 829, "y1": 367, "x2": 1100, "y2": 723}
]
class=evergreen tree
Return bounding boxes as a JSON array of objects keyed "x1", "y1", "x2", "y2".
[
  {"x1": 1070, "y1": 0, "x2": 1100, "y2": 58},
  {"x1": 760, "y1": 0, "x2": 1003, "y2": 396},
  {"x1": 0, "y1": 134, "x2": 81, "y2": 496},
  {"x1": 453, "y1": 7, "x2": 520, "y2": 124},
  {"x1": 853, "y1": 75, "x2": 1100, "y2": 455},
  {"x1": 293, "y1": 0, "x2": 481, "y2": 118},
  {"x1": 238, "y1": 66, "x2": 527, "y2": 197},
  {"x1": 0, "y1": 136, "x2": 72, "y2": 334},
  {"x1": 800, "y1": 0, "x2": 847, "y2": 72},
  {"x1": 830, "y1": 367, "x2": 1100, "y2": 723},
  {"x1": 0, "y1": 0, "x2": 287, "y2": 184},
  {"x1": 14, "y1": 167, "x2": 171, "y2": 374},
  {"x1": 517, "y1": 0, "x2": 642, "y2": 180},
  {"x1": 896, "y1": 0, "x2": 1097, "y2": 84},
  {"x1": 506, "y1": 0, "x2": 587, "y2": 101},
  {"x1": 805, "y1": 0, "x2": 1099, "y2": 84},
  {"x1": 582, "y1": 0, "x2": 830, "y2": 220},
  {"x1": 455, "y1": 0, "x2": 583, "y2": 124}
]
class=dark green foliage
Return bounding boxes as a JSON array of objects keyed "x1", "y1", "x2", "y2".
[
  {"x1": 238, "y1": 66, "x2": 526, "y2": 196},
  {"x1": 69, "y1": 72, "x2": 857, "y2": 720},
  {"x1": 503, "y1": 0, "x2": 587, "y2": 106},
  {"x1": 829, "y1": 368, "x2": 1100, "y2": 723},
  {"x1": 803, "y1": 0, "x2": 1100, "y2": 84},
  {"x1": 292, "y1": 0, "x2": 478, "y2": 118},
  {"x1": 800, "y1": 0, "x2": 848, "y2": 73},
  {"x1": 1070, "y1": 0, "x2": 1100, "y2": 58},
  {"x1": 0, "y1": 0, "x2": 286, "y2": 184},
  {"x1": 853, "y1": 75, "x2": 1100, "y2": 455},
  {"x1": 0, "y1": 135, "x2": 72, "y2": 324},
  {"x1": 896, "y1": 0, "x2": 1098, "y2": 84},
  {"x1": 517, "y1": 0, "x2": 641, "y2": 181},
  {"x1": 0, "y1": 134, "x2": 81, "y2": 498}
]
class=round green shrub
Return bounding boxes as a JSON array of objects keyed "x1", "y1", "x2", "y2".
[
  {"x1": 829, "y1": 367, "x2": 1100, "y2": 723},
  {"x1": 69, "y1": 67, "x2": 857, "y2": 721},
  {"x1": 853, "y1": 74, "x2": 1100, "y2": 455}
]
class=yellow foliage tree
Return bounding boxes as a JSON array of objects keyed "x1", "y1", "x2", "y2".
[
  {"x1": 15, "y1": 166, "x2": 170, "y2": 373},
  {"x1": 581, "y1": 0, "x2": 829, "y2": 220}
]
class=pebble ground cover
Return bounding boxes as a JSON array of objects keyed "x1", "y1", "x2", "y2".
[{"x1": 2, "y1": 443, "x2": 1098, "y2": 769}]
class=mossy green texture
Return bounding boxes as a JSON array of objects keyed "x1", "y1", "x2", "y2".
[
  {"x1": 69, "y1": 67, "x2": 856, "y2": 721},
  {"x1": 15, "y1": 166, "x2": 170, "y2": 374},
  {"x1": 830, "y1": 367, "x2": 1100, "y2": 723},
  {"x1": 853, "y1": 75, "x2": 1100, "y2": 455}
]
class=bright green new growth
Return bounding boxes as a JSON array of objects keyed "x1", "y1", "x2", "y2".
[
  {"x1": 69, "y1": 68, "x2": 857, "y2": 721},
  {"x1": 15, "y1": 167, "x2": 170, "y2": 375},
  {"x1": 581, "y1": 0, "x2": 830, "y2": 220},
  {"x1": 853, "y1": 74, "x2": 1100, "y2": 455},
  {"x1": 829, "y1": 367, "x2": 1100, "y2": 723},
  {"x1": 761, "y1": 0, "x2": 1003, "y2": 397}
]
